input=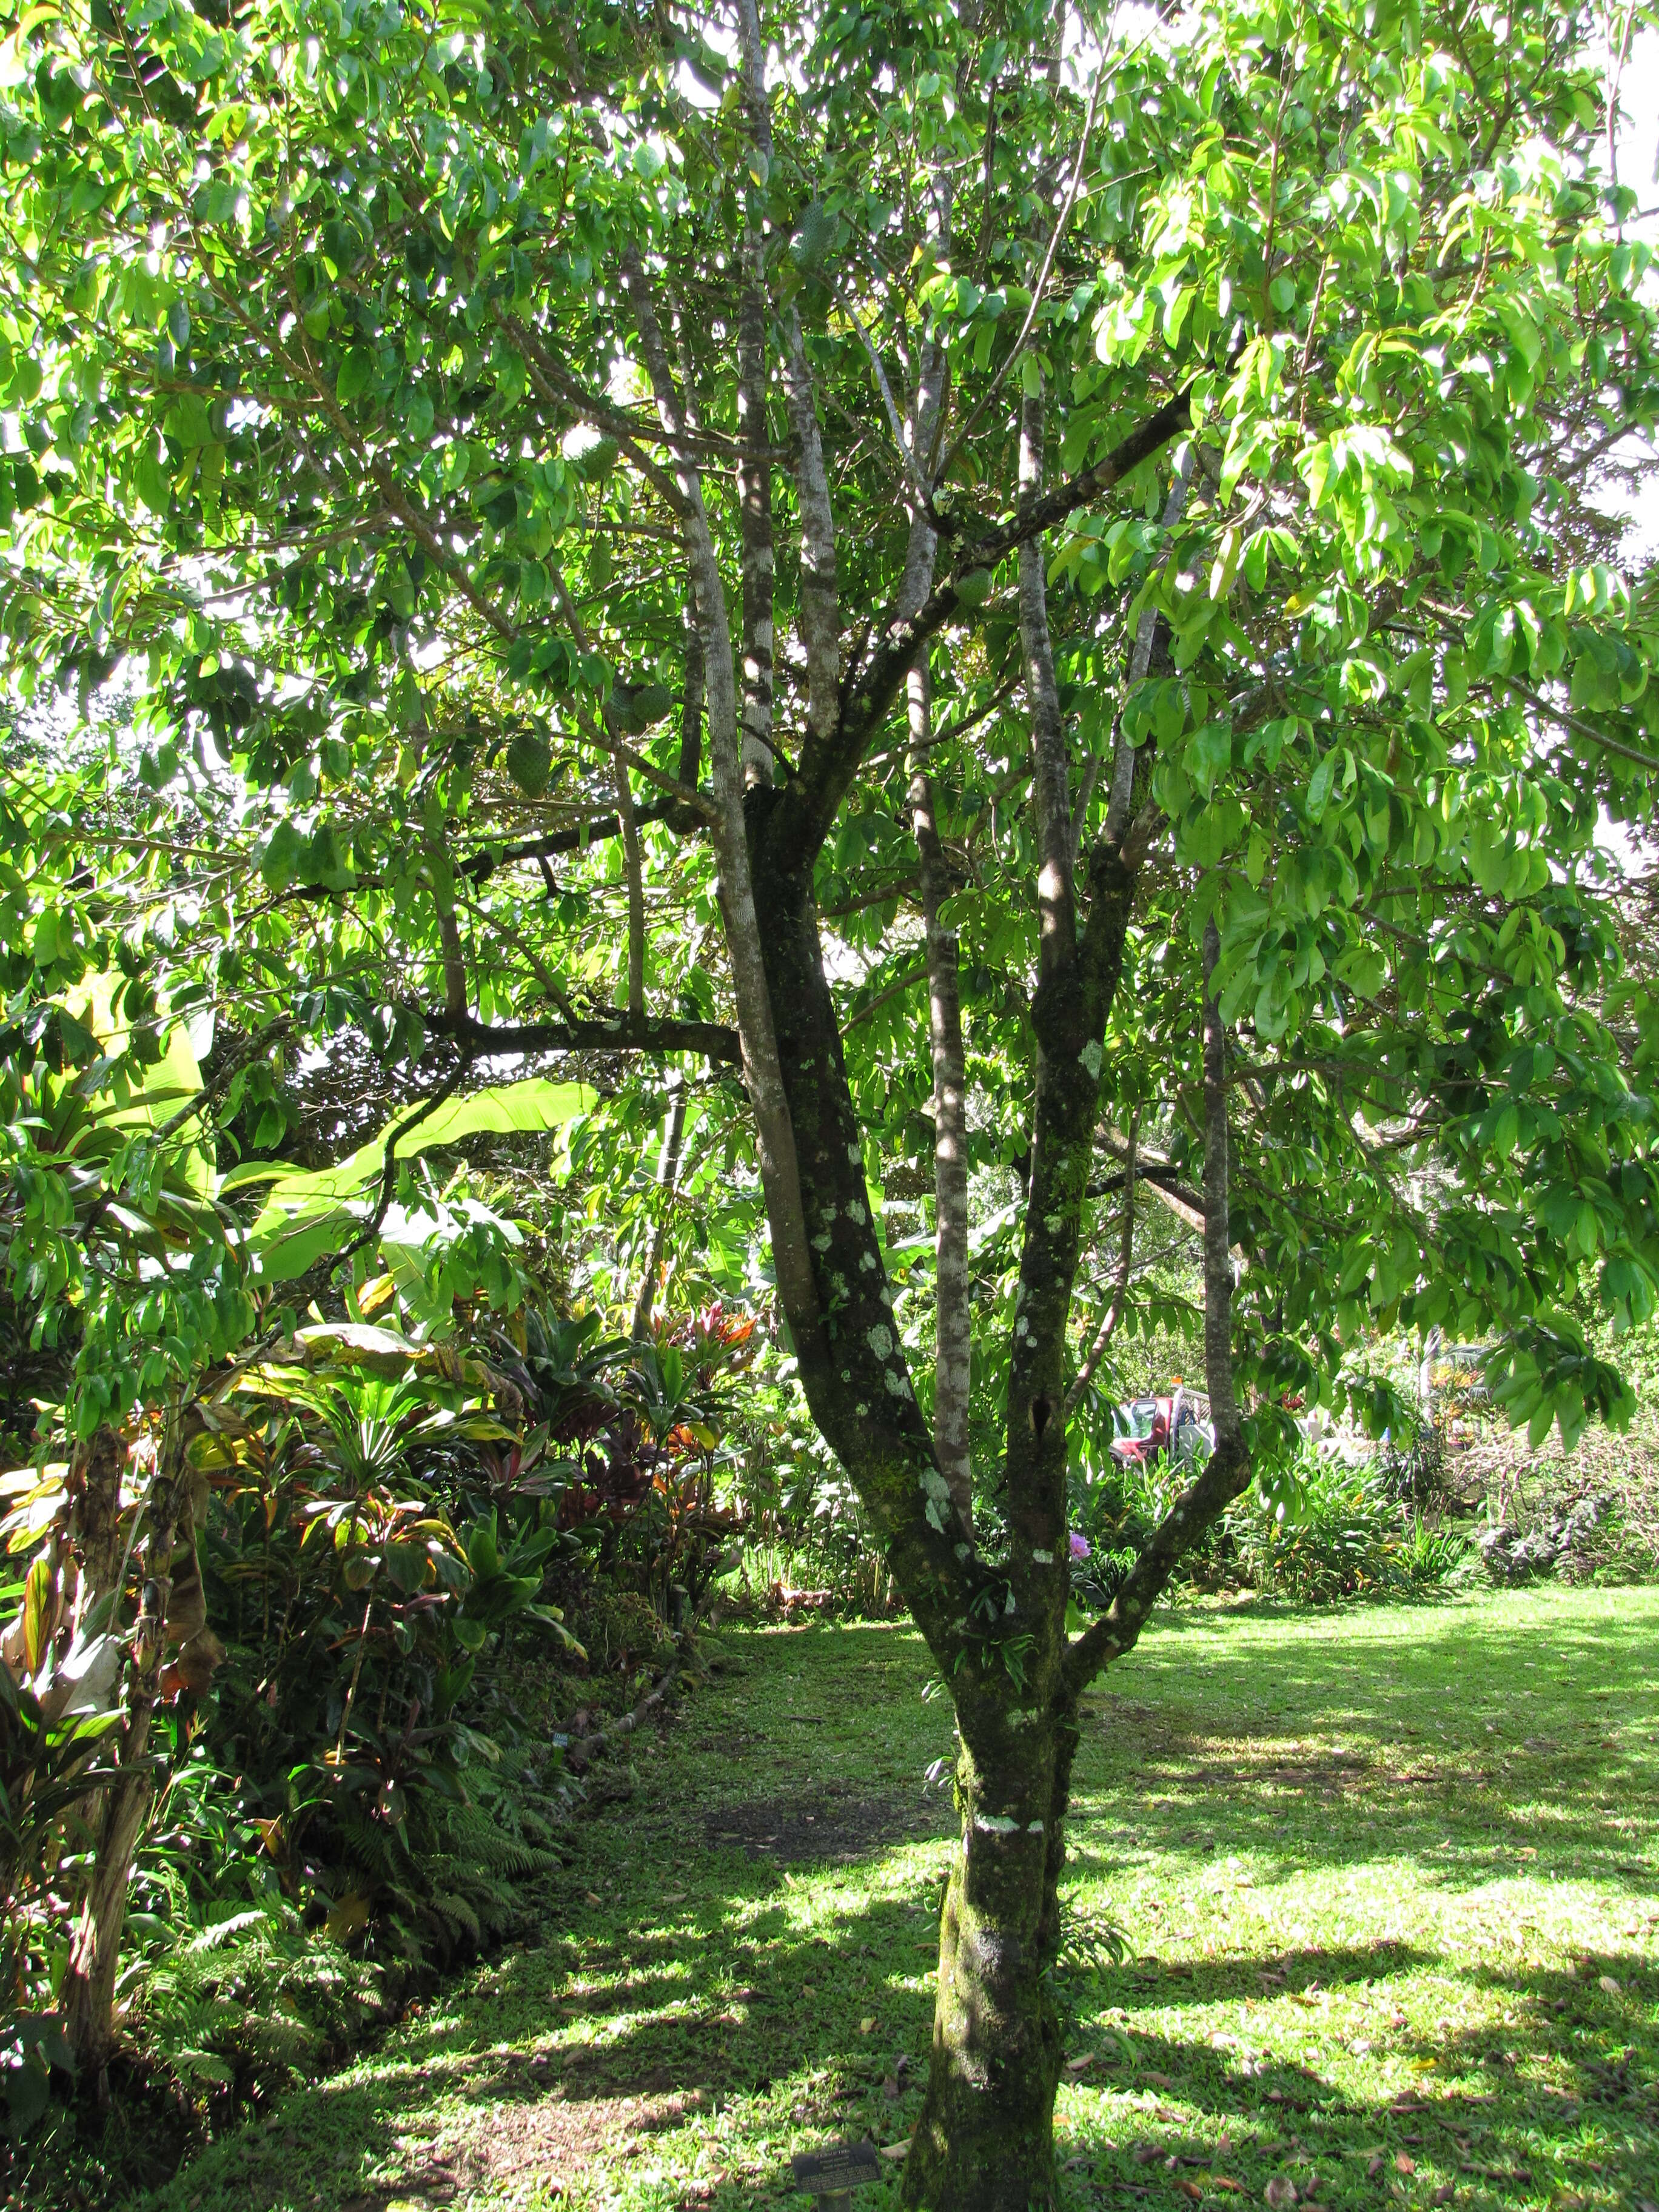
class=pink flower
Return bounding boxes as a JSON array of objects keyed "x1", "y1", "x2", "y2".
[{"x1": 1069, "y1": 1530, "x2": 1091, "y2": 1560}]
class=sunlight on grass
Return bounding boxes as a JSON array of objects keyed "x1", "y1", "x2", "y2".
[{"x1": 136, "y1": 1586, "x2": 1657, "y2": 2212}]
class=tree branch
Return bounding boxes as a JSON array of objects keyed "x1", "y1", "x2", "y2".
[
  {"x1": 680, "y1": 616, "x2": 706, "y2": 789},
  {"x1": 332, "y1": 1050, "x2": 474, "y2": 1270},
  {"x1": 459, "y1": 794, "x2": 704, "y2": 886},
  {"x1": 1104, "y1": 446, "x2": 1195, "y2": 850},
  {"x1": 892, "y1": 323, "x2": 976, "y2": 1532},
  {"x1": 735, "y1": 1, "x2": 778, "y2": 791},
  {"x1": 632, "y1": 1079, "x2": 688, "y2": 1339},
  {"x1": 620, "y1": 240, "x2": 823, "y2": 1346},
  {"x1": 841, "y1": 958, "x2": 927, "y2": 1030},
  {"x1": 422, "y1": 1006, "x2": 741, "y2": 1064},
  {"x1": 935, "y1": 49, "x2": 1107, "y2": 481},
  {"x1": 783, "y1": 310, "x2": 842, "y2": 751},
  {"x1": 1062, "y1": 917, "x2": 1253, "y2": 1695},
  {"x1": 1018, "y1": 378, "x2": 1075, "y2": 984},
  {"x1": 1064, "y1": 1114, "x2": 1137, "y2": 1419},
  {"x1": 763, "y1": 386, "x2": 1192, "y2": 883}
]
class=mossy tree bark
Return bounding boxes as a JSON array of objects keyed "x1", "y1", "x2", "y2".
[{"x1": 902, "y1": 1696, "x2": 1081, "y2": 2210}]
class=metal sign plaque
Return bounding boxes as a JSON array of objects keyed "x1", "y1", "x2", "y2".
[{"x1": 790, "y1": 2140, "x2": 882, "y2": 2195}]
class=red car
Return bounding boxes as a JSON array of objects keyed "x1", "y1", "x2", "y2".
[{"x1": 1110, "y1": 1389, "x2": 1213, "y2": 1469}]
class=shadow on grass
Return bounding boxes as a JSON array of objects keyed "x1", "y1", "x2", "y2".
[
  {"x1": 1070, "y1": 1603, "x2": 1657, "y2": 1898},
  {"x1": 140, "y1": 1894, "x2": 1657, "y2": 2212},
  {"x1": 130, "y1": 1603, "x2": 1657, "y2": 2210}
]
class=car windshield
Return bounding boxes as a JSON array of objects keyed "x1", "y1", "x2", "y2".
[{"x1": 1116, "y1": 1399, "x2": 1159, "y2": 1441}]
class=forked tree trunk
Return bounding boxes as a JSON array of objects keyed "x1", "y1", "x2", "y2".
[{"x1": 905, "y1": 1706, "x2": 1079, "y2": 2210}]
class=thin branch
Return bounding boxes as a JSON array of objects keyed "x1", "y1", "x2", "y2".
[
  {"x1": 1500, "y1": 674, "x2": 1659, "y2": 776},
  {"x1": 840, "y1": 959, "x2": 927, "y2": 1030},
  {"x1": 1064, "y1": 1113, "x2": 1138, "y2": 1419},
  {"x1": 620, "y1": 241, "x2": 822, "y2": 1342},
  {"x1": 1062, "y1": 921, "x2": 1253, "y2": 1694},
  {"x1": 783, "y1": 311, "x2": 843, "y2": 751},
  {"x1": 332, "y1": 1051, "x2": 474, "y2": 1270},
  {"x1": 935, "y1": 52, "x2": 1108, "y2": 484},
  {"x1": 459, "y1": 794, "x2": 705, "y2": 886},
  {"x1": 766, "y1": 386, "x2": 1193, "y2": 881},
  {"x1": 1104, "y1": 444, "x2": 1195, "y2": 851},
  {"x1": 632, "y1": 1079, "x2": 688, "y2": 1339}
]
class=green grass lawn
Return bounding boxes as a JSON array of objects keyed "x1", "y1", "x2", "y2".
[{"x1": 129, "y1": 1584, "x2": 1658, "y2": 2212}]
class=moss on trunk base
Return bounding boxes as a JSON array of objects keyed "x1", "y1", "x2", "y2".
[{"x1": 903, "y1": 1723, "x2": 1074, "y2": 2211}]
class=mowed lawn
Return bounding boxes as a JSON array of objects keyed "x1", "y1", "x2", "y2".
[{"x1": 135, "y1": 1586, "x2": 1659, "y2": 2212}]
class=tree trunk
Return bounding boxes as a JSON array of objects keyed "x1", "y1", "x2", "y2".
[
  {"x1": 631, "y1": 1082, "x2": 687, "y2": 1339},
  {"x1": 67, "y1": 1424, "x2": 126, "y2": 1624},
  {"x1": 905, "y1": 1708, "x2": 1079, "y2": 2211},
  {"x1": 62, "y1": 1446, "x2": 186, "y2": 2090},
  {"x1": 620, "y1": 244, "x2": 823, "y2": 1349},
  {"x1": 896, "y1": 390, "x2": 973, "y2": 1530}
]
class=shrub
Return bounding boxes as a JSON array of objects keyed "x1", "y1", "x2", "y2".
[
  {"x1": 1225, "y1": 1453, "x2": 1475, "y2": 1604},
  {"x1": 1067, "y1": 1441, "x2": 1475, "y2": 1609},
  {"x1": 0, "y1": 1333, "x2": 591, "y2": 2141}
]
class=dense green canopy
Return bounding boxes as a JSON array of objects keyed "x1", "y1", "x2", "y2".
[
  {"x1": 6, "y1": 0, "x2": 1659, "y2": 2190},
  {"x1": 5, "y1": 0, "x2": 1657, "y2": 1460}
]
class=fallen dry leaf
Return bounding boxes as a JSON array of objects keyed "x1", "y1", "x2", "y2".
[
  {"x1": 1178, "y1": 2182, "x2": 1203, "y2": 2200},
  {"x1": 1598, "y1": 1974, "x2": 1621, "y2": 1995},
  {"x1": 1265, "y1": 2179, "x2": 1298, "y2": 2210},
  {"x1": 1212, "y1": 2180, "x2": 1244, "y2": 2195},
  {"x1": 584, "y1": 1891, "x2": 602, "y2": 1907},
  {"x1": 860, "y1": 2016, "x2": 876, "y2": 2034},
  {"x1": 880, "y1": 2140, "x2": 911, "y2": 2162},
  {"x1": 1066, "y1": 2051, "x2": 1096, "y2": 2073},
  {"x1": 1395, "y1": 2154, "x2": 1416, "y2": 2176}
]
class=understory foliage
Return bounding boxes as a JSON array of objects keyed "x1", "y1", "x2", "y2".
[
  {"x1": 0, "y1": 1277, "x2": 753, "y2": 2160},
  {"x1": 5, "y1": 0, "x2": 1659, "y2": 2199}
]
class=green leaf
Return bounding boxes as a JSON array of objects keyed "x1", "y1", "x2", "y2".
[
  {"x1": 302, "y1": 821, "x2": 354, "y2": 890},
  {"x1": 1305, "y1": 751, "x2": 1339, "y2": 823},
  {"x1": 791, "y1": 199, "x2": 837, "y2": 272},
  {"x1": 22, "y1": 1553, "x2": 52, "y2": 1674},
  {"x1": 163, "y1": 392, "x2": 215, "y2": 447},
  {"x1": 236, "y1": 1079, "x2": 595, "y2": 1269},
  {"x1": 1185, "y1": 721, "x2": 1233, "y2": 798},
  {"x1": 258, "y1": 819, "x2": 304, "y2": 892},
  {"x1": 135, "y1": 448, "x2": 173, "y2": 514},
  {"x1": 336, "y1": 347, "x2": 375, "y2": 402}
]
